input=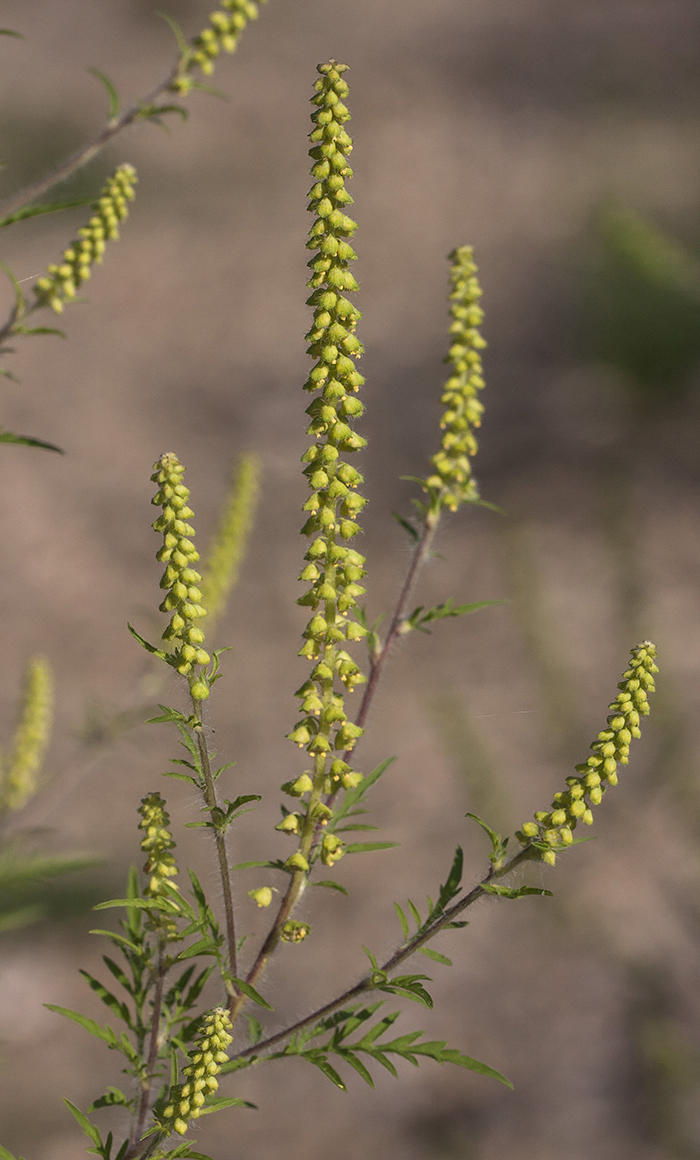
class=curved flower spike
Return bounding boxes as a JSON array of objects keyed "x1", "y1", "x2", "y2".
[
  {"x1": 517, "y1": 641, "x2": 658, "y2": 865},
  {"x1": 151, "y1": 452, "x2": 211, "y2": 699},
  {"x1": 33, "y1": 164, "x2": 137, "y2": 314}
]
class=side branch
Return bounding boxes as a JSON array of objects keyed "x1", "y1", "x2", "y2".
[
  {"x1": 0, "y1": 67, "x2": 178, "y2": 222},
  {"x1": 354, "y1": 509, "x2": 439, "y2": 733},
  {"x1": 230, "y1": 844, "x2": 534, "y2": 1061}
]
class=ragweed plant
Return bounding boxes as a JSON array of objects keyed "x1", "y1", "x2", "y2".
[
  {"x1": 0, "y1": 11, "x2": 663, "y2": 1154},
  {"x1": 0, "y1": 59, "x2": 660, "y2": 1160}
]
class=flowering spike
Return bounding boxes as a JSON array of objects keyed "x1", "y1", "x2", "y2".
[
  {"x1": 156, "y1": 1007, "x2": 233, "y2": 1136},
  {"x1": 170, "y1": 0, "x2": 268, "y2": 94},
  {"x1": 1, "y1": 656, "x2": 53, "y2": 812},
  {"x1": 138, "y1": 792, "x2": 180, "y2": 900},
  {"x1": 151, "y1": 452, "x2": 211, "y2": 698},
  {"x1": 284, "y1": 61, "x2": 367, "y2": 815},
  {"x1": 425, "y1": 246, "x2": 486, "y2": 511},
  {"x1": 517, "y1": 641, "x2": 658, "y2": 863},
  {"x1": 199, "y1": 452, "x2": 260, "y2": 623},
  {"x1": 33, "y1": 164, "x2": 137, "y2": 314}
]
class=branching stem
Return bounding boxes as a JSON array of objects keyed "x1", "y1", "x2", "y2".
[{"x1": 231, "y1": 844, "x2": 534, "y2": 1061}]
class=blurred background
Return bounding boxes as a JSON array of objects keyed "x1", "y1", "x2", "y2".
[{"x1": 1, "y1": 1, "x2": 700, "y2": 1157}]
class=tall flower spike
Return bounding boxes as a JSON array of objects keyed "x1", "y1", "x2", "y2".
[
  {"x1": 33, "y1": 164, "x2": 137, "y2": 314},
  {"x1": 151, "y1": 453, "x2": 211, "y2": 700},
  {"x1": 286, "y1": 61, "x2": 368, "y2": 804},
  {"x1": 157, "y1": 1007, "x2": 233, "y2": 1136},
  {"x1": 1, "y1": 656, "x2": 53, "y2": 812},
  {"x1": 171, "y1": 0, "x2": 267, "y2": 94},
  {"x1": 517, "y1": 641, "x2": 658, "y2": 865},
  {"x1": 425, "y1": 246, "x2": 486, "y2": 511}
]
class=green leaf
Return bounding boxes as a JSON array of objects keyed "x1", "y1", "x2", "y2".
[
  {"x1": 362, "y1": 946, "x2": 378, "y2": 970},
  {"x1": 338, "y1": 1049, "x2": 374, "y2": 1087},
  {"x1": 465, "y1": 813, "x2": 509, "y2": 866},
  {"x1": 345, "y1": 842, "x2": 399, "y2": 854},
  {"x1": 407, "y1": 900, "x2": 422, "y2": 928},
  {"x1": 391, "y1": 511, "x2": 419, "y2": 542},
  {"x1": 0, "y1": 197, "x2": 96, "y2": 228},
  {"x1": 0, "y1": 1146, "x2": 18, "y2": 1160},
  {"x1": 88, "y1": 68, "x2": 120, "y2": 118},
  {"x1": 394, "y1": 902, "x2": 409, "y2": 939},
  {"x1": 310, "y1": 880, "x2": 349, "y2": 895},
  {"x1": 157, "y1": 11, "x2": 189, "y2": 53},
  {"x1": 176, "y1": 937, "x2": 218, "y2": 962},
  {"x1": 78, "y1": 970, "x2": 132, "y2": 1025},
  {"x1": 437, "y1": 1049, "x2": 513, "y2": 1088},
  {"x1": 304, "y1": 1055, "x2": 346, "y2": 1091},
  {"x1": 45, "y1": 1005, "x2": 118, "y2": 1047},
  {"x1": 330, "y1": 757, "x2": 396, "y2": 827},
  {"x1": 88, "y1": 1087, "x2": 130, "y2": 1113},
  {"x1": 232, "y1": 860, "x2": 275, "y2": 871},
  {"x1": 146, "y1": 704, "x2": 189, "y2": 725},
  {"x1": 93, "y1": 896, "x2": 179, "y2": 914},
  {"x1": 0, "y1": 428, "x2": 63, "y2": 453},
  {"x1": 137, "y1": 102, "x2": 188, "y2": 124},
  {"x1": 231, "y1": 977, "x2": 273, "y2": 1011},
  {"x1": 0, "y1": 29, "x2": 22, "y2": 37},
  {"x1": 407, "y1": 598, "x2": 505, "y2": 634},
  {"x1": 63, "y1": 1101, "x2": 101, "y2": 1147},
  {"x1": 198, "y1": 1097, "x2": 257, "y2": 1115},
  {"x1": 0, "y1": 257, "x2": 25, "y2": 318},
  {"x1": 436, "y1": 845, "x2": 463, "y2": 913},
  {"x1": 418, "y1": 948, "x2": 452, "y2": 966},
  {"x1": 162, "y1": 770, "x2": 197, "y2": 784},
  {"x1": 481, "y1": 884, "x2": 553, "y2": 900},
  {"x1": 127, "y1": 623, "x2": 167, "y2": 661},
  {"x1": 12, "y1": 325, "x2": 66, "y2": 336},
  {"x1": 334, "y1": 824, "x2": 379, "y2": 833}
]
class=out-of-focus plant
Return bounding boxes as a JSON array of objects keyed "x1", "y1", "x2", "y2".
[{"x1": 0, "y1": 59, "x2": 659, "y2": 1160}]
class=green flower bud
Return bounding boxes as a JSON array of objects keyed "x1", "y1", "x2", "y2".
[
  {"x1": 248, "y1": 887, "x2": 273, "y2": 907},
  {"x1": 285, "y1": 851, "x2": 310, "y2": 872}
]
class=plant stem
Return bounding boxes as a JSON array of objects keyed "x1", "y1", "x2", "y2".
[
  {"x1": 0, "y1": 66, "x2": 179, "y2": 223},
  {"x1": 231, "y1": 844, "x2": 534, "y2": 1061},
  {"x1": 355, "y1": 507, "x2": 440, "y2": 734},
  {"x1": 125, "y1": 940, "x2": 167, "y2": 1160},
  {"x1": 192, "y1": 698, "x2": 238, "y2": 985}
]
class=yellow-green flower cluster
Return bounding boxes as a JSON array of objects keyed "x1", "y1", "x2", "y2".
[
  {"x1": 170, "y1": 0, "x2": 267, "y2": 94},
  {"x1": 151, "y1": 453, "x2": 210, "y2": 700},
  {"x1": 138, "y1": 793, "x2": 179, "y2": 899},
  {"x1": 33, "y1": 165, "x2": 137, "y2": 314},
  {"x1": 425, "y1": 246, "x2": 486, "y2": 511},
  {"x1": 286, "y1": 62, "x2": 368, "y2": 787},
  {"x1": 1, "y1": 657, "x2": 53, "y2": 813},
  {"x1": 517, "y1": 641, "x2": 658, "y2": 865},
  {"x1": 281, "y1": 920, "x2": 310, "y2": 943},
  {"x1": 159, "y1": 1007, "x2": 232, "y2": 1136}
]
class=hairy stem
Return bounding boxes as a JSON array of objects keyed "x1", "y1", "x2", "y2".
[
  {"x1": 231, "y1": 844, "x2": 534, "y2": 1061},
  {"x1": 125, "y1": 941, "x2": 167, "y2": 1160},
  {"x1": 192, "y1": 698, "x2": 238, "y2": 986}
]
